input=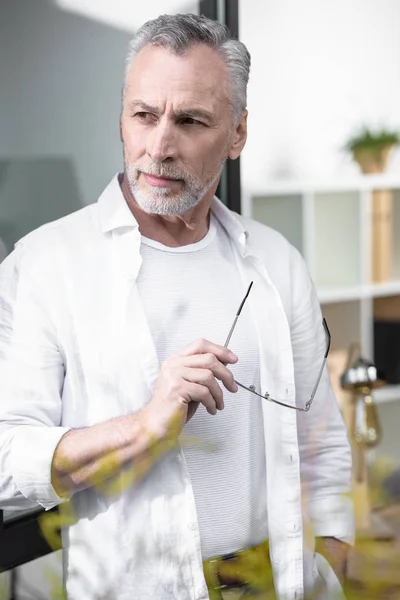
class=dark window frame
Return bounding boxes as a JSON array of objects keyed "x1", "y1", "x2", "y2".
[{"x1": 200, "y1": 0, "x2": 242, "y2": 213}]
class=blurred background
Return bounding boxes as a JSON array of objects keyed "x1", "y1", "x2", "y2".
[{"x1": 1, "y1": 0, "x2": 400, "y2": 597}]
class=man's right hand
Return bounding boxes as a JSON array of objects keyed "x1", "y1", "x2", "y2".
[
  {"x1": 51, "y1": 340, "x2": 238, "y2": 497},
  {"x1": 141, "y1": 339, "x2": 239, "y2": 442}
]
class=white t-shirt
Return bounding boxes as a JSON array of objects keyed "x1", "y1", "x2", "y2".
[{"x1": 136, "y1": 212, "x2": 268, "y2": 560}]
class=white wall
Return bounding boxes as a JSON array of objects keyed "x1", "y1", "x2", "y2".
[
  {"x1": 0, "y1": 0, "x2": 131, "y2": 215},
  {"x1": 56, "y1": 0, "x2": 197, "y2": 32},
  {"x1": 240, "y1": 0, "x2": 400, "y2": 187}
]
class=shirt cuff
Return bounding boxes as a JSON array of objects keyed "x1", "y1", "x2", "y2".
[
  {"x1": 309, "y1": 494, "x2": 355, "y2": 545},
  {"x1": 9, "y1": 425, "x2": 72, "y2": 510}
]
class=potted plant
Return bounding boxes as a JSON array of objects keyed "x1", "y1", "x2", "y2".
[{"x1": 344, "y1": 126, "x2": 400, "y2": 174}]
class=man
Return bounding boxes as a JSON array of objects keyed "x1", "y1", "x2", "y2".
[{"x1": 0, "y1": 14, "x2": 353, "y2": 600}]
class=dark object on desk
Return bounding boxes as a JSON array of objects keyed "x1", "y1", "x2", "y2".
[
  {"x1": 374, "y1": 320, "x2": 400, "y2": 384},
  {"x1": 0, "y1": 507, "x2": 60, "y2": 572}
]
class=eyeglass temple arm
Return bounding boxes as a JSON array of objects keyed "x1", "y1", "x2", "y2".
[
  {"x1": 223, "y1": 291, "x2": 331, "y2": 413},
  {"x1": 323, "y1": 317, "x2": 331, "y2": 358},
  {"x1": 255, "y1": 317, "x2": 330, "y2": 412},
  {"x1": 235, "y1": 379, "x2": 310, "y2": 411},
  {"x1": 224, "y1": 281, "x2": 254, "y2": 348},
  {"x1": 304, "y1": 318, "x2": 331, "y2": 409}
]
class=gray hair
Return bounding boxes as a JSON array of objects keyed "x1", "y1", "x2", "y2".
[{"x1": 123, "y1": 13, "x2": 251, "y2": 123}]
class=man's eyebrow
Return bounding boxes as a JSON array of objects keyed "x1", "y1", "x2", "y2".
[
  {"x1": 129, "y1": 100, "x2": 214, "y2": 123},
  {"x1": 174, "y1": 108, "x2": 214, "y2": 123},
  {"x1": 129, "y1": 100, "x2": 161, "y2": 115}
]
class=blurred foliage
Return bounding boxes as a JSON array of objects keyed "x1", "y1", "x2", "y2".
[
  {"x1": 44, "y1": 568, "x2": 66, "y2": 600},
  {"x1": 369, "y1": 455, "x2": 397, "y2": 509},
  {"x1": 37, "y1": 426, "x2": 400, "y2": 599},
  {"x1": 3, "y1": 412, "x2": 400, "y2": 599},
  {"x1": 0, "y1": 576, "x2": 8, "y2": 600},
  {"x1": 344, "y1": 126, "x2": 400, "y2": 153},
  {"x1": 343, "y1": 455, "x2": 400, "y2": 600}
]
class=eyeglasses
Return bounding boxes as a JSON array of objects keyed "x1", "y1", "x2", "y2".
[{"x1": 224, "y1": 282, "x2": 331, "y2": 412}]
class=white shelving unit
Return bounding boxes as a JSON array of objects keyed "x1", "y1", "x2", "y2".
[{"x1": 242, "y1": 175, "x2": 400, "y2": 406}]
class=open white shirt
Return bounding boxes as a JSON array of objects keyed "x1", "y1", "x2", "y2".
[{"x1": 0, "y1": 176, "x2": 354, "y2": 600}]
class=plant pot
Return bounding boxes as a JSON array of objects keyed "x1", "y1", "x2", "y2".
[{"x1": 353, "y1": 145, "x2": 394, "y2": 174}]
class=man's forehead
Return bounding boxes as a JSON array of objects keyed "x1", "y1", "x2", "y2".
[
  {"x1": 125, "y1": 47, "x2": 229, "y2": 116},
  {"x1": 126, "y1": 44, "x2": 229, "y2": 93}
]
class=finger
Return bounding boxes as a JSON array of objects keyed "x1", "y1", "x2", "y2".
[
  {"x1": 184, "y1": 382, "x2": 219, "y2": 416},
  {"x1": 176, "y1": 338, "x2": 238, "y2": 364},
  {"x1": 182, "y1": 367, "x2": 224, "y2": 410},
  {"x1": 186, "y1": 400, "x2": 200, "y2": 422},
  {"x1": 180, "y1": 354, "x2": 238, "y2": 394}
]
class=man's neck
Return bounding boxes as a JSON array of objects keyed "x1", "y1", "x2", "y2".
[{"x1": 119, "y1": 174, "x2": 213, "y2": 248}]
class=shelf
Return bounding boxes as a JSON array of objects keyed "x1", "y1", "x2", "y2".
[
  {"x1": 322, "y1": 301, "x2": 361, "y2": 351},
  {"x1": 314, "y1": 190, "x2": 361, "y2": 289},
  {"x1": 245, "y1": 174, "x2": 400, "y2": 196},
  {"x1": 374, "y1": 384, "x2": 400, "y2": 405},
  {"x1": 246, "y1": 182, "x2": 400, "y2": 422},
  {"x1": 369, "y1": 280, "x2": 400, "y2": 298},
  {"x1": 393, "y1": 190, "x2": 400, "y2": 280},
  {"x1": 318, "y1": 286, "x2": 365, "y2": 303},
  {"x1": 251, "y1": 193, "x2": 303, "y2": 253},
  {"x1": 317, "y1": 280, "x2": 400, "y2": 304}
]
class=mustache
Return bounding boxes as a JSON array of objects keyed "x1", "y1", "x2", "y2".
[{"x1": 137, "y1": 163, "x2": 189, "y2": 181}]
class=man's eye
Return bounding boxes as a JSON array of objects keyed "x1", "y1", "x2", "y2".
[
  {"x1": 181, "y1": 117, "x2": 202, "y2": 126},
  {"x1": 135, "y1": 112, "x2": 154, "y2": 120}
]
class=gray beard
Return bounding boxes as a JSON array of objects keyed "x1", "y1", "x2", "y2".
[{"x1": 125, "y1": 164, "x2": 224, "y2": 216}]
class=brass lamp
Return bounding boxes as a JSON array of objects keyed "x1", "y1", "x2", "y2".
[
  {"x1": 341, "y1": 349, "x2": 385, "y2": 457},
  {"x1": 340, "y1": 344, "x2": 386, "y2": 534}
]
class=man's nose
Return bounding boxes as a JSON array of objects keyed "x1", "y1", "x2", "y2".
[{"x1": 146, "y1": 120, "x2": 177, "y2": 163}]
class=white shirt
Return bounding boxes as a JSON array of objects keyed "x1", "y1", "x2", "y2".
[
  {"x1": 137, "y1": 214, "x2": 268, "y2": 559},
  {"x1": 0, "y1": 176, "x2": 354, "y2": 600}
]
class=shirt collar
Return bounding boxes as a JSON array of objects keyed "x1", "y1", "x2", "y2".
[
  {"x1": 98, "y1": 174, "x2": 249, "y2": 250},
  {"x1": 210, "y1": 197, "x2": 249, "y2": 251},
  {"x1": 98, "y1": 174, "x2": 139, "y2": 233}
]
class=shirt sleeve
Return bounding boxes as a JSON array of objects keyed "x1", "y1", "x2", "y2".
[
  {"x1": 0, "y1": 239, "x2": 71, "y2": 511},
  {"x1": 289, "y1": 245, "x2": 355, "y2": 545}
]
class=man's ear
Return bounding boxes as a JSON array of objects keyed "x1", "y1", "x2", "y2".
[
  {"x1": 228, "y1": 110, "x2": 248, "y2": 160},
  {"x1": 119, "y1": 116, "x2": 123, "y2": 143}
]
